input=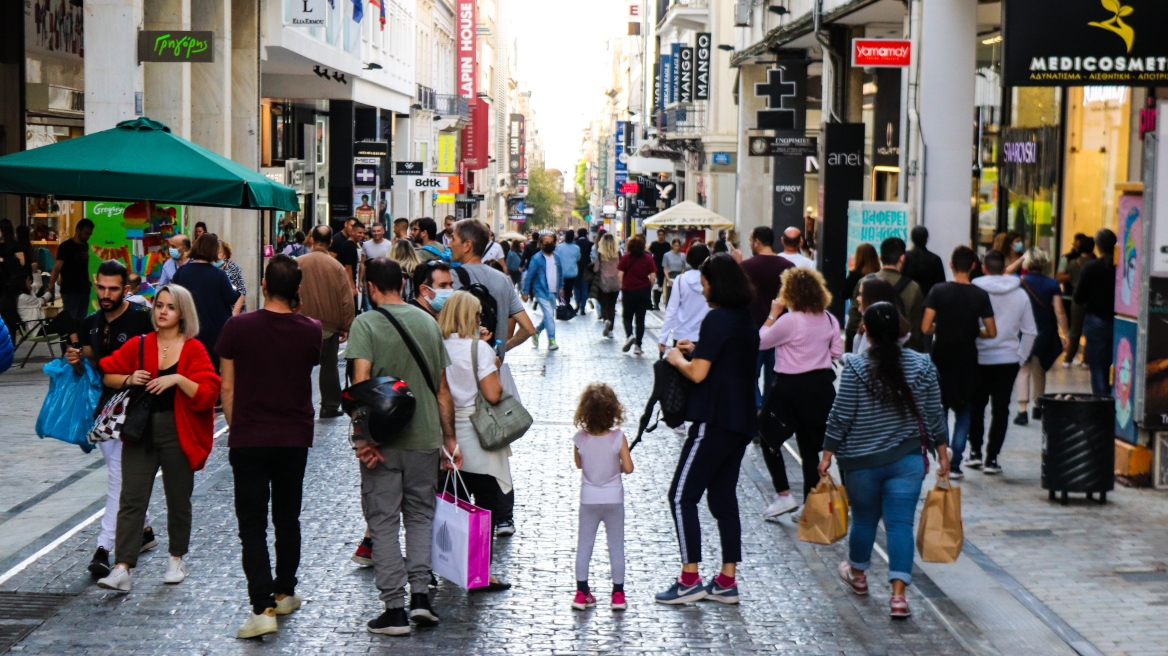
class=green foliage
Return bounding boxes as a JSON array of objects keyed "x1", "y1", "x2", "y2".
[{"x1": 525, "y1": 168, "x2": 563, "y2": 229}]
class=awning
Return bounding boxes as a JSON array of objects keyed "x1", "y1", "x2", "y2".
[{"x1": 642, "y1": 201, "x2": 734, "y2": 229}]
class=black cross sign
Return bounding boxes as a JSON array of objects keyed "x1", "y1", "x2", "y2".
[{"x1": 755, "y1": 67, "x2": 798, "y2": 130}]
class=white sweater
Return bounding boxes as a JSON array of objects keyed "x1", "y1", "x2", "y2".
[
  {"x1": 659, "y1": 270, "x2": 708, "y2": 345},
  {"x1": 973, "y1": 275, "x2": 1037, "y2": 366}
]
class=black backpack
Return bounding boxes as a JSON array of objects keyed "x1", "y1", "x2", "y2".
[
  {"x1": 631, "y1": 357, "x2": 693, "y2": 449},
  {"x1": 454, "y1": 266, "x2": 500, "y2": 339}
]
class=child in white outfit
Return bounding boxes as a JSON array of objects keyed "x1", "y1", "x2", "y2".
[{"x1": 571, "y1": 383, "x2": 634, "y2": 611}]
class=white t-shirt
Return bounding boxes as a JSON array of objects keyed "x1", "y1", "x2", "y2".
[
  {"x1": 779, "y1": 252, "x2": 815, "y2": 269},
  {"x1": 443, "y1": 336, "x2": 499, "y2": 408},
  {"x1": 483, "y1": 241, "x2": 505, "y2": 262},
  {"x1": 362, "y1": 238, "x2": 393, "y2": 260},
  {"x1": 543, "y1": 252, "x2": 558, "y2": 292},
  {"x1": 572, "y1": 429, "x2": 625, "y2": 504}
]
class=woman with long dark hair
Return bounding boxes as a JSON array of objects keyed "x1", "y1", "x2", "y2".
[
  {"x1": 819, "y1": 302, "x2": 948, "y2": 619},
  {"x1": 617, "y1": 236, "x2": 657, "y2": 355},
  {"x1": 657, "y1": 254, "x2": 759, "y2": 605}
]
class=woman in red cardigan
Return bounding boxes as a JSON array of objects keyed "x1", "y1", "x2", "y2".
[{"x1": 95, "y1": 284, "x2": 221, "y2": 593}]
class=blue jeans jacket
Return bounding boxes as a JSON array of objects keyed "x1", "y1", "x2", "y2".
[{"x1": 522, "y1": 252, "x2": 565, "y2": 300}]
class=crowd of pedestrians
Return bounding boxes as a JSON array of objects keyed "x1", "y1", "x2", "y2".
[{"x1": 23, "y1": 212, "x2": 1123, "y2": 637}]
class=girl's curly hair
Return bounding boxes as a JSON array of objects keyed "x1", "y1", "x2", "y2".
[
  {"x1": 778, "y1": 266, "x2": 832, "y2": 314},
  {"x1": 574, "y1": 383, "x2": 625, "y2": 436}
]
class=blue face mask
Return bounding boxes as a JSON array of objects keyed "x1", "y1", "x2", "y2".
[
  {"x1": 169, "y1": 247, "x2": 181, "y2": 259},
  {"x1": 428, "y1": 288, "x2": 453, "y2": 312},
  {"x1": 1014, "y1": 241, "x2": 1024, "y2": 253},
  {"x1": 213, "y1": 260, "x2": 225, "y2": 268}
]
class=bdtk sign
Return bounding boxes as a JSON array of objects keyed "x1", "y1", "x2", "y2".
[
  {"x1": 851, "y1": 39, "x2": 911, "y2": 67},
  {"x1": 1004, "y1": 0, "x2": 1168, "y2": 85}
]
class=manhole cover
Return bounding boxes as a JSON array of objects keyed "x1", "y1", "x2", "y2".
[
  {"x1": 1002, "y1": 529, "x2": 1054, "y2": 538},
  {"x1": 0, "y1": 591, "x2": 74, "y2": 653}
]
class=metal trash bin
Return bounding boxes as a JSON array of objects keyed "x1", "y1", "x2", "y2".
[{"x1": 1038, "y1": 393, "x2": 1114, "y2": 505}]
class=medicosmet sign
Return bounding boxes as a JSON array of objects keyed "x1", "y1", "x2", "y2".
[{"x1": 1003, "y1": 0, "x2": 1168, "y2": 86}]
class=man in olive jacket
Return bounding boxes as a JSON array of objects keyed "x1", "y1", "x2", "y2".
[{"x1": 845, "y1": 237, "x2": 926, "y2": 353}]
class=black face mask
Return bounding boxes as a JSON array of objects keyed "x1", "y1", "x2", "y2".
[{"x1": 542, "y1": 243, "x2": 555, "y2": 254}]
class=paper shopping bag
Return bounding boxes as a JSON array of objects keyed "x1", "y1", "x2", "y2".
[
  {"x1": 798, "y1": 476, "x2": 849, "y2": 545},
  {"x1": 431, "y1": 491, "x2": 492, "y2": 589},
  {"x1": 916, "y1": 476, "x2": 963, "y2": 563}
]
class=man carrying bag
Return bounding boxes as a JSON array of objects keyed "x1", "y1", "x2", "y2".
[{"x1": 345, "y1": 257, "x2": 460, "y2": 637}]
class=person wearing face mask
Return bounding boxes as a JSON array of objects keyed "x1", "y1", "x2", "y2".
[
  {"x1": 159, "y1": 233, "x2": 192, "y2": 287},
  {"x1": 408, "y1": 262, "x2": 454, "y2": 319},
  {"x1": 993, "y1": 231, "x2": 1025, "y2": 275},
  {"x1": 171, "y1": 233, "x2": 240, "y2": 373},
  {"x1": 218, "y1": 240, "x2": 247, "y2": 315},
  {"x1": 522, "y1": 232, "x2": 565, "y2": 351}
]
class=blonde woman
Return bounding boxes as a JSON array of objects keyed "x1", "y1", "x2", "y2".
[
  {"x1": 218, "y1": 240, "x2": 247, "y2": 315},
  {"x1": 757, "y1": 267, "x2": 843, "y2": 515},
  {"x1": 389, "y1": 238, "x2": 421, "y2": 299},
  {"x1": 96, "y1": 284, "x2": 221, "y2": 592},
  {"x1": 1015, "y1": 248, "x2": 1069, "y2": 425},
  {"x1": 438, "y1": 291, "x2": 512, "y2": 592},
  {"x1": 592, "y1": 233, "x2": 621, "y2": 337}
]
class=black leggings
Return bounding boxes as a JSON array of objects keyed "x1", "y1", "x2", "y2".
[
  {"x1": 621, "y1": 288, "x2": 652, "y2": 347},
  {"x1": 759, "y1": 369, "x2": 837, "y2": 500},
  {"x1": 455, "y1": 471, "x2": 504, "y2": 563},
  {"x1": 596, "y1": 291, "x2": 618, "y2": 325},
  {"x1": 563, "y1": 277, "x2": 576, "y2": 307},
  {"x1": 668, "y1": 422, "x2": 751, "y2": 564}
]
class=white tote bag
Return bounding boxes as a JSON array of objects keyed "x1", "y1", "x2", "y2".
[
  {"x1": 498, "y1": 362, "x2": 523, "y2": 405},
  {"x1": 431, "y1": 467, "x2": 491, "y2": 589}
]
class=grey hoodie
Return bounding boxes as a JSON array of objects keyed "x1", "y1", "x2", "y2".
[
  {"x1": 658, "y1": 269, "x2": 708, "y2": 345},
  {"x1": 972, "y1": 275, "x2": 1037, "y2": 366}
]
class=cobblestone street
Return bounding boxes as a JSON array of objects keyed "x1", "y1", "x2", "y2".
[{"x1": 0, "y1": 306, "x2": 1160, "y2": 655}]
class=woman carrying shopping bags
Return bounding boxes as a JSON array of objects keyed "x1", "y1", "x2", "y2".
[
  {"x1": 439, "y1": 290, "x2": 512, "y2": 592},
  {"x1": 96, "y1": 284, "x2": 221, "y2": 592},
  {"x1": 818, "y1": 302, "x2": 948, "y2": 618}
]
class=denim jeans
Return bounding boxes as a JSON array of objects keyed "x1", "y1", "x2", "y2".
[
  {"x1": 1083, "y1": 314, "x2": 1113, "y2": 396},
  {"x1": 946, "y1": 405, "x2": 972, "y2": 468},
  {"x1": 844, "y1": 453, "x2": 925, "y2": 584},
  {"x1": 574, "y1": 277, "x2": 590, "y2": 311},
  {"x1": 755, "y1": 348, "x2": 777, "y2": 408},
  {"x1": 61, "y1": 291, "x2": 91, "y2": 324},
  {"x1": 532, "y1": 294, "x2": 557, "y2": 341}
]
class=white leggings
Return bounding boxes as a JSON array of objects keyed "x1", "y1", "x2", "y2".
[
  {"x1": 1015, "y1": 357, "x2": 1047, "y2": 407},
  {"x1": 575, "y1": 503, "x2": 625, "y2": 584},
  {"x1": 98, "y1": 439, "x2": 150, "y2": 552}
]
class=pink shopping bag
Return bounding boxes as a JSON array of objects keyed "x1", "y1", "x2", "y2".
[{"x1": 431, "y1": 489, "x2": 492, "y2": 589}]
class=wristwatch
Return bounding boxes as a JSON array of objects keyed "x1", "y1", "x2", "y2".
[{"x1": 766, "y1": 315, "x2": 778, "y2": 323}]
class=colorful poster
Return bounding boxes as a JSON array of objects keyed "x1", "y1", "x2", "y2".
[
  {"x1": 1116, "y1": 192, "x2": 1142, "y2": 318},
  {"x1": 353, "y1": 188, "x2": 377, "y2": 222},
  {"x1": 846, "y1": 201, "x2": 909, "y2": 272},
  {"x1": 437, "y1": 134, "x2": 456, "y2": 174},
  {"x1": 1114, "y1": 316, "x2": 1138, "y2": 444},
  {"x1": 83, "y1": 201, "x2": 185, "y2": 289}
]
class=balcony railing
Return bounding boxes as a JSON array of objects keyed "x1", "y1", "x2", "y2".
[
  {"x1": 435, "y1": 94, "x2": 470, "y2": 120},
  {"x1": 416, "y1": 84, "x2": 437, "y2": 111},
  {"x1": 661, "y1": 105, "x2": 707, "y2": 136},
  {"x1": 657, "y1": 0, "x2": 708, "y2": 24}
]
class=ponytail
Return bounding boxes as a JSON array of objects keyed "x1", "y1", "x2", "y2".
[{"x1": 862, "y1": 302, "x2": 919, "y2": 419}]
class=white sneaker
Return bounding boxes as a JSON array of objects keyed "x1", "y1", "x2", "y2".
[
  {"x1": 163, "y1": 556, "x2": 187, "y2": 584},
  {"x1": 237, "y1": 608, "x2": 278, "y2": 639},
  {"x1": 275, "y1": 593, "x2": 302, "y2": 615},
  {"x1": 764, "y1": 494, "x2": 799, "y2": 518},
  {"x1": 548, "y1": 339, "x2": 559, "y2": 351},
  {"x1": 97, "y1": 565, "x2": 132, "y2": 592},
  {"x1": 1061, "y1": 361, "x2": 1071, "y2": 369}
]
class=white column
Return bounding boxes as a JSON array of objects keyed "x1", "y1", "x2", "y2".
[
  {"x1": 144, "y1": 0, "x2": 192, "y2": 138},
  {"x1": 190, "y1": 0, "x2": 232, "y2": 234},
  {"x1": 734, "y1": 65, "x2": 771, "y2": 233},
  {"x1": 230, "y1": 0, "x2": 260, "y2": 305},
  {"x1": 85, "y1": 0, "x2": 144, "y2": 133},
  {"x1": 917, "y1": 0, "x2": 976, "y2": 266}
]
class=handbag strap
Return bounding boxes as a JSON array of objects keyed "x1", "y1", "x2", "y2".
[
  {"x1": 138, "y1": 334, "x2": 145, "y2": 371},
  {"x1": 1020, "y1": 277, "x2": 1053, "y2": 313},
  {"x1": 916, "y1": 416, "x2": 931, "y2": 475},
  {"x1": 469, "y1": 338, "x2": 483, "y2": 398},
  {"x1": 374, "y1": 306, "x2": 437, "y2": 396}
]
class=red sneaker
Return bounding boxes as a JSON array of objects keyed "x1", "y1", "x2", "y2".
[
  {"x1": 351, "y1": 537, "x2": 373, "y2": 567},
  {"x1": 890, "y1": 595, "x2": 912, "y2": 618},
  {"x1": 838, "y1": 561, "x2": 869, "y2": 595},
  {"x1": 611, "y1": 591, "x2": 627, "y2": 610},
  {"x1": 571, "y1": 591, "x2": 596, "y2": 610}
]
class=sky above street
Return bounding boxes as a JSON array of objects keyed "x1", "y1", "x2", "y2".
[{"x1": 511, "y1": 0, "x2": 627, "y2": 178}]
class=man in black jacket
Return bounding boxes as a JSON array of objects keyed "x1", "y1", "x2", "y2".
[
  {"x1": 903, "y1": 226, "x2": 946, "y2": 299},
  {"x1": 1073, "y1": 228, "x2": 1117, "y2": 395}
]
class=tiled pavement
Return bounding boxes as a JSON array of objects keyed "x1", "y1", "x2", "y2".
[{"x1": 0, "y1": 302, "x2": 1164, "y2": 655}]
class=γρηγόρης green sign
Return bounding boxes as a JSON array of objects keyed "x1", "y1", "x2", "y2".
[{"x1": 137, "y1": 31, "x2": 214, "y2": 63}]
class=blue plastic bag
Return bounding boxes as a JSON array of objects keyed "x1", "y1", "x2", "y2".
[
  {"x1": 35, "y1": 357, "x2": 101, "y2": 453},
  {"x1": 0, "y1": 321, "x2": 12, "y2": 375}
]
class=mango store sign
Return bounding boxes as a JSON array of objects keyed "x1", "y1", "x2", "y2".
[{"x1": 846, "y1": 201, "x2": 910, "y2": 271}]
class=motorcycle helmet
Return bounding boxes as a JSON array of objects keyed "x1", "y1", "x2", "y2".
[{"x1": 342, "y1": 376, "x2": 417, "y2": 444}]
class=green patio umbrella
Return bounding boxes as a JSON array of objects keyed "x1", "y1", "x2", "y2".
[{"x1": 0, "y1": 117, "x2": 299, "y2": 211}]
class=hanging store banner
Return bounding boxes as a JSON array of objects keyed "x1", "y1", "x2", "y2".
[
  {"x1": 695, "y1": 33, "x2": 711, "y2": 100},
  {"x1": 755, "y1": 61, "x2": 807, "y2": 131},
  {"x1": 670, "y1": 43, "x2": 682, "y2": 104},
  {"x1": 661, "y1": 54, "x2": 674, "y2": 108},
  {"x1": 818, "y1": 123, "x2": 867, "y2": 320},
  {"x1": 436, "y1": 134, "x2": 457, "y2": 173},
  {"x1": 1003, "y1": 0, "x2": 1168, "y2": 86},
  {"x1": 457, "y1": 0, "x2": 477, "y2": 98},
  {"x1": 678, "y1": 47, "x2": 694, "y2": 103},
  {"x1": 395, "y1": 161, "x2": 424, "y2": 176},
  {"x1": 871, "y1": 69, "x2": 901, "y2": 168},
  {"x1": 509, "y1": 114, "x2": 526, "y2": 175},
  {"x1": 288, "y1": 0, "x2": 327, "y2": 26},
  {"x1": 462, "y1": 98, "x2": 488, "y2": 170},
  {"x1": 749, "y1": 133, "x2": 818, "y2": 157},
  {"x1": 851, "y1": 39, "x2": 911, "y2": 67},
  {"x1": 615, "y1": 121, "x2": 628, "y2": 185}
]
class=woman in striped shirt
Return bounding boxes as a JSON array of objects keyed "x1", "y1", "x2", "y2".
[{"x1": 820, "y1": 302, "x2": 948, "y2": 619}]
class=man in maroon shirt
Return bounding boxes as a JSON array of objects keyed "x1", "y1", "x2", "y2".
[
  {"x1": 738, "y1": 226, "x2": 797, "y2": 518},
  {"x1": 218, "y1": 255, "x2": 323, "y2": 639}
]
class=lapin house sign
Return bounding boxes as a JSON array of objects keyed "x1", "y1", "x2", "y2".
[
  {"x1": 1004, "y1": 0, "x2": 1168, "y2": 86},
  {"x1": 457, "y1": 0, "x2": 477, "y2": 98}
]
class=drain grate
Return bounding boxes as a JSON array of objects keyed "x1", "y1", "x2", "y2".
[
  {"x1": 0, "y1": 591, "x2": 74, "y2": 653},
  {"x1": 1003, "y1": 529, "x2": 1054, "y2": 538}
]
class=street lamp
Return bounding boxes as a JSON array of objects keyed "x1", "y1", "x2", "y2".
[
  {"x1": 768, "y1": 5, "x2": 788, "y2": 14},
  {"x1": 717, "y1": 44, "x2": 735, "y2": 52}
]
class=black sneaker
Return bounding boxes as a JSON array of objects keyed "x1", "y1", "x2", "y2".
[
  {"x1": 1013, "y1": 412, "x2": 1029, "y2": 426},
  {"x1": 495, "y1": 519, "x2": 515, "y2": 537},
  {"x1": 88, "y1": 547, "x2": 111, "y2": 578},
  {"x1": 1032, "y1": 407, "x2": 1043, "y2": 420},
  {"x1": 140, "y1": 527, "x2": 158, "y2": 553},
  {"x1": 319, "y1": 407, "x2": 344, "y2": 419},
  {"x1": 983, "y1": 459, "x2": 1002, "y2": 475},
  {"x1": 367, "y1": 608, "x2": 411, "y2": 635},
  {"x1": 409, "y1": 593, "x2": 440, "y2": 626},
  {"x1": 966, "y1": 453, "x2": 984, "y2": 469}
]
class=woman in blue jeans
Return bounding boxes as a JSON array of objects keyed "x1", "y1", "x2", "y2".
[{"x1": 818, "y1": 302, "x2": 949, "y2": 618}]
